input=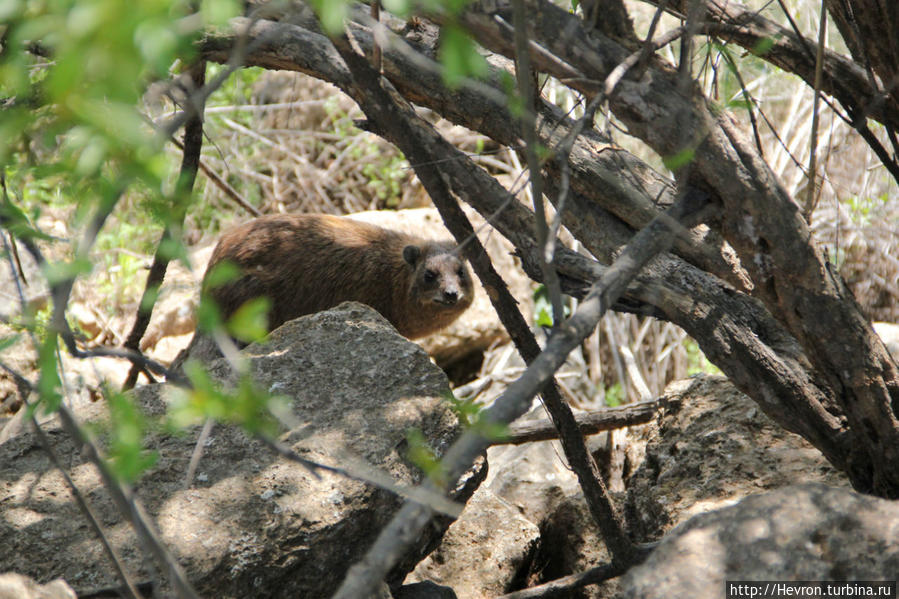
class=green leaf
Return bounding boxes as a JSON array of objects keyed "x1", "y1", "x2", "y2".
[
  {"x1": 139, "y1": 284, "x2": 161, "y2": 313},
  {"x1": 36, "y1": 334, "x2": 61, "y2": 413},
  {"x1": 604, "y1": 383, "x2": 622, "y2": 407},
  {"x1": 196, "y1": 295, "x2": 223, "y2": 334},
  {"x1": 172, "y1": 364, "x2": 281, "y2": 436},
  {"x1": 200, "y1": 0, "x2": 241, "y2": 27},
  {"x1": 535, "y1": 305, "x2": 553, "y2": 328},
  {"x1": 439, "y1": 23, "x2": 488, "y2": 89},
  {"x1": 203, "y1": 260, "x2": 240, "y2": 291},
  {"x1": 381, "y1": 0, "x2": 412, "y2": 16},
  {"x1": 227, "y1": 297, "x2": 270, "y2": 344},
  {"x1": 662, "y1": 148, "x2": 696, "y2": 172},
  {"x1": 443, "y1": 390, "x2": 509, "y2": 441},
  {"x1": 307, "y1": 0, "x2": 348, "y2": 35},
  {"x1": 752, "y1": 36, "x2": 776, "y2": 56},
  {"x1": 42, "y1": 258, "x2": 93, "y2": 286},
  {"x1": 106, "y1": 388, "x2": 158, "y2": 483},
  {"x1": 406, "y1": 428, "x2": 447, "y2": 487},
  {"x1": 0, "y1": 195, "x2": 54, "y2": 243}
]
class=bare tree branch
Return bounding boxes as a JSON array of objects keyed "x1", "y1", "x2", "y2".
[
  {"x1": 498, "y1": 394, "x2": 679, "y2": 445},
  {"x1": 123, "y1": 62, "x2": 206, "y2": 390},
  {"x1": 510, "y1": 0, "x2": 564, "y2": 324}
]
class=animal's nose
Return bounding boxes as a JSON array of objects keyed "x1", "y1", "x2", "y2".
[{"x1": 443, "y1": 290, "x2": 458, "y2": 304}]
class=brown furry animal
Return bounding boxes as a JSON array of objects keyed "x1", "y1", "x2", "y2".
[{"x1": 203, "y1": 213, "x2": 473, "y2": 339}]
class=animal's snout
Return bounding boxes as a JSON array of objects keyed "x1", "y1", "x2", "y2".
[{"x1": 442, "y1": 290, "x2": 459, "y2": 304}]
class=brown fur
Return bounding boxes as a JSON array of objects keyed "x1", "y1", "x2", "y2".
[{"x1": 203, "y1": 214, "x2": 473, "y2": 339}]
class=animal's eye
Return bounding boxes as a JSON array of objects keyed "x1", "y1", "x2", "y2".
[
  {"x1": 457, "y1": 267, "x2": 465, "y2": 278},
  {"x1": 424, "y1": 269, "x2": 437, "y2": 283}
]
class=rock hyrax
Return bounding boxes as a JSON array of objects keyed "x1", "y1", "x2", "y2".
[{"x1": 204, "y1": 213, "x2": 474, "y2": 339}]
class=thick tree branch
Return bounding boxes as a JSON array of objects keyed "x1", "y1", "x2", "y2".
[
  {"x1": 640, "y1": 0, "x2": 899, "y2": 133},
  {"x1": 197, "y1": 11, "x2": 866, "y2": 493},
  {"x1": 456, "y1": 0, "x2": 899, "y2": 496},
  {"x1": 326, "y1": 27, "x2": 710, "y2": 594}
]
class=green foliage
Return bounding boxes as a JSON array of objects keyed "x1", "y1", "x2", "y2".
[
  {"x1": 439, "y1": 23, "x2": 489, "y2": 88},
  {"x1": 533, "y1": 284, "x2": 569, "y2": 327},
  {"x1": 662, "y1": 147, "x2": 696, "y2": 172},
  {"x1": 226, "y1": 297, "x2": 270, "y2": 344},
  {"x1": 684, "y1": 338, "x2": 721, "y2": 376},
  {"x1": 104, "y1": 387, "x2": 159, "y2": 483},
  {"x1": 752, "y1": 36, "x2": 776, "y2": 57},
  {"x1": 361, "y1": 154, "x2": 408, "y2": 206},
  {"x1": 445, "y1": 390, "x2": 509, "y2": 441},
  {"x1": 0, "y1": 0, "x2": 244, "y2": 245},
  {"x1": 405, "y1": 428, "x2": 447, "y2": 487},
  {"x1": 0, "y1": 191, "x2": 53, "y2": 244},
  {"x1": 603, "y1": 382, "x2": 623, "y2": 407},
  {"x1": 171, "y1": 362, "x2": 284, "y2": 436},
  {"x1": 35, "y1": 334, "x2": 62, "y2": 414},
  {"x1": 196, "y1": 260, "x2": 271, "y2": 343},
  {"x1": 845, "y1": 192, "x2": 890, "y2": 225},
  {"x1": 305, "y1": 0, "x2": 349, "y2": 35}
]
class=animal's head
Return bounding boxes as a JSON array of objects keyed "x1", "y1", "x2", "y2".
[{"x1": 403, "y1": 243, "x2": 473, "y2": 311}]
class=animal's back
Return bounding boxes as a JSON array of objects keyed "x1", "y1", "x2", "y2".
[{"x1": 205, "y1": 213, "x2": 472, "y2": 338}]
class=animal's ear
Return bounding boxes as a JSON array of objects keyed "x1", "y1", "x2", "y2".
[{"x1": 402, "y1": 245, "x2": 422, "y2": 267}]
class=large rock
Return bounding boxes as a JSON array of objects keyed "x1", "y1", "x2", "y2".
[
  {"x1": 0, "y1": 303, "x2": 481, "y2": 598},
  {"x1": 618, "y1": 484, "x2": 899, "y2": 599},
  {"x1": 625, "y1": 375, "x2": 849, "y2": 541},
  {"x1": 404, "y1": 486, "x2": 541, "y2": 598}
]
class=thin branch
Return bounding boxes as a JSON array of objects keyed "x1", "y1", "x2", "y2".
[
  {"x1": 30, "y1": 415, "x2": 145, "y2": 599},
  {"x1": 166, "y1": 132, "x2": 262, "y2": 217},
  {"x1": 53, "y1": 402, "x2": 201, "y2": 599},
  {"x1": 510, "y1": 0, "x2": 565, "y2": 325},
  {"x1": 804, "y1": 6, "x2": 827, "y2": 220},
  {"x1": 370, "y1": 0, "x2": 382, "y2": 73},
  {"x1": 257, "y1": 436, "x2": 464, "y2": 518},
  {"x1": 328, "y1": 46, "x2": 712, "y2": 587},
  {"x1": 496, "y1": 559, "x2": 637, "y2": 599},
  {"x1": 123, "y1": 62, "x2": 206, "y2": 390},
  {"x1": 497, "y1": 395, "x2": 679, "y2": 445}
]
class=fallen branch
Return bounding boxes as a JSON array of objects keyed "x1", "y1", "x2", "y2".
[
  {"x1": 497, "y1": 395, "x2": 680, "y2": 446},
  {"x1": 496, "y1": 560, "x2": 628, "y2": 599}
]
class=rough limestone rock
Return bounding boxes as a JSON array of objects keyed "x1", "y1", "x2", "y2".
[
  {"x1": 0, "y1": 573, "x2": 75, "y2": 599},
  {"x1": 0, "y1": 303, "x2": 481, "y2": 598},
  {"x1": 483, "y1": 433, "x2": 621, "y2": 598},
  {"x1": 625, "y1": 375, "x2": 849, "y2": 542},
  {"x1": 618, "y1": 484, "x2": 899, "y2": 599},
  {"x1": 484, "y1": 437, "x2": 582, "y2": 526},
  {"x1": 404, "y1": 486, "x2": 540, "y2": 598}
]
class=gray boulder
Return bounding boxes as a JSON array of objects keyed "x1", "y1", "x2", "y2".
[
  {"x1": 618, "y1": 483, "x2": 899, "y2": 598},
  {"x1": 404, "y1": 486, "x2": 540, "y2": 598},
  {"x1": 625, "y1": 375, "x2": 848, "y2": 541},
  {"x1": 0, "y1": 303, "x2": 480, "y2": 598}
]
